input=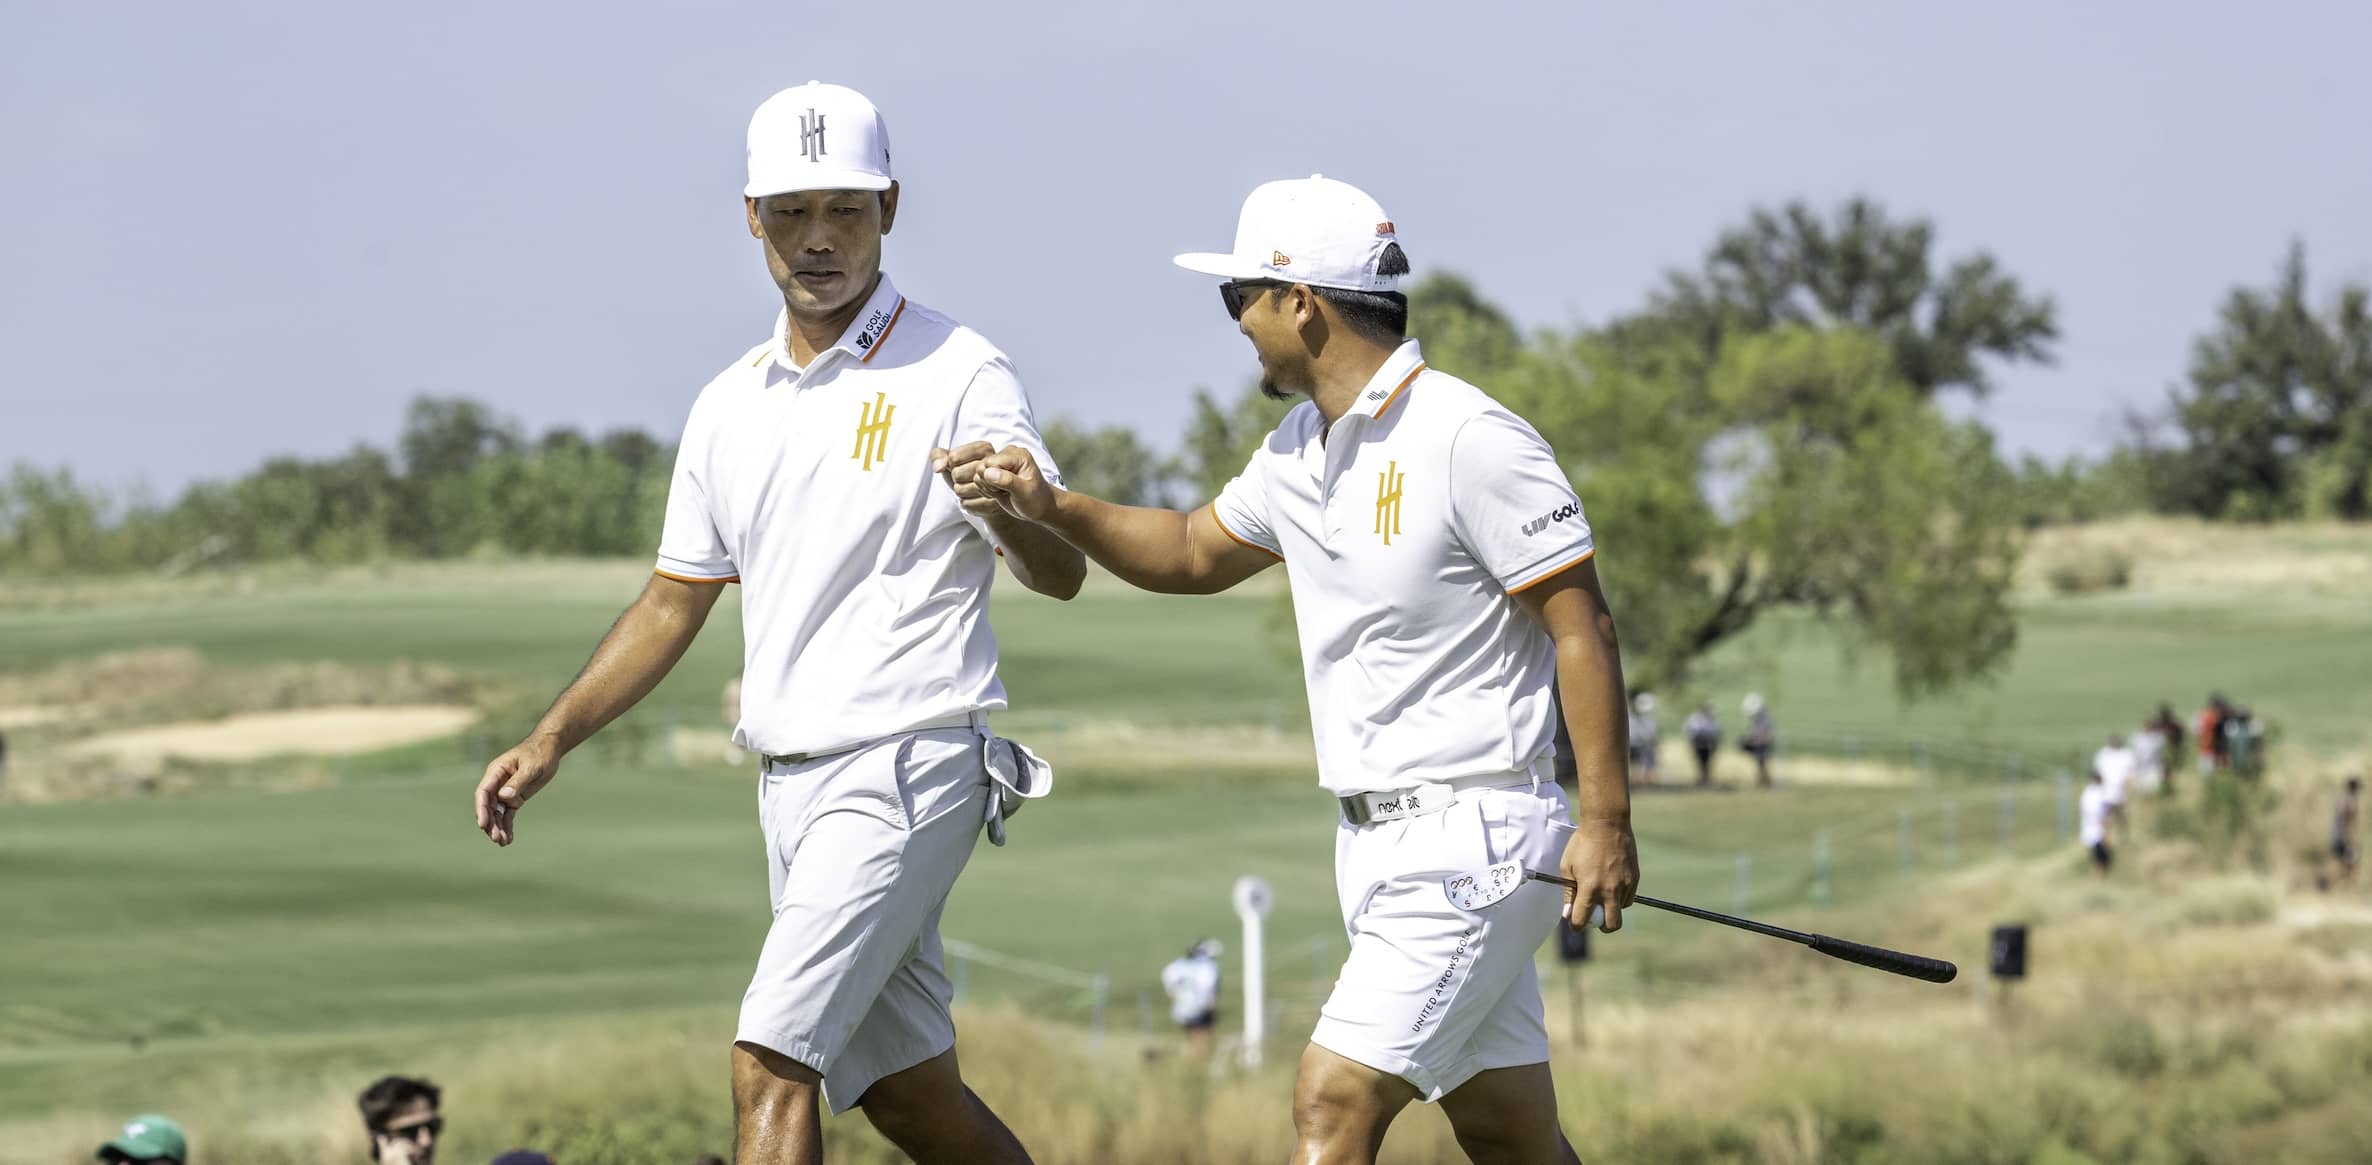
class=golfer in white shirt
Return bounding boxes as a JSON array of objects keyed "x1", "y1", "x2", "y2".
[
  {"x1": 941, "y1": 176, "x2": 1635, "y2": 1164},
  {"x1": 471, "y1": 82, "x2": 1083, "y2": 1165}
]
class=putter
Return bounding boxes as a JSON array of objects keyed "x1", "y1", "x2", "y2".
[{"x1": 1443, "y1": 860, "x2": 1958, "y2": 984}]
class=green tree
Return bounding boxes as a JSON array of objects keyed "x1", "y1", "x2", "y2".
[
  {"x1": 1178, "y1": 386, "x2": 1295, "y2": 502},
  {"x1": 2155, "y1": 241, "x2": 2372, "y2": 520},
  {"x1": 1413, "y1": 276, "x2": 2022, "y2": 696},
  {"x1": 1041, "y1": 419, "x2": 1172, "y2": 507},
  {"x1": 0, "y1": 465, "x2": 111, "y2": 574},
  {"x1": 399, "y1": 396, "x2": 521, "y2": 479},
  {"x1": 2005, "y1": 451, "x2": 2153, "y2": 529},
  {"x1": 1627, "y1": 198, "x2": 2059, "y2": 397}
]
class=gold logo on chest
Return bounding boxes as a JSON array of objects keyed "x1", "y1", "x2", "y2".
[{"x1": 852, "y1": 391, "x2": 895, "y2": 471}]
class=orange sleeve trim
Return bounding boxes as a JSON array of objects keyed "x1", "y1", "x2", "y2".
[
  {"x1": 1374, "y1": 363, "x2": 1426, "y2": 418},
  {"x1": 1206, "y1": 504, "x2": 1284, "y2": 561},
  {"x1": 655, "y1": 568, "x2": 739, "y2": 584},
  {"x1": 859, "y1": 297, "x2": 908, "y2": 364},
  {"x1": 1505, "y1": 547, "x2": 1595, "y2": 594}
]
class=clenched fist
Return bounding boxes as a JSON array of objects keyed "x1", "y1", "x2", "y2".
[{"x1": 932, "y1": 442, "x2": 1058, "y2": 523}]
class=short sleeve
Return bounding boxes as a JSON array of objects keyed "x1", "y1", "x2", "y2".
[
  {"x1": 1449, "y1": 410, "x2": 1593, "y2": 592},
  {"x1": 654, "y1": 409, "x2": 738, "y2": 582},
  {"x1": 1210, "y1": 446, "x2": 1283, "y2": 559},
  {"x1": 952, "y1": 356, "x2": 1066, "y2": 547}
]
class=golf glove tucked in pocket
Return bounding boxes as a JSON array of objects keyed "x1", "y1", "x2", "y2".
[{"x1": 981, "y1": 736, "x2": 1054, "y2": 847}]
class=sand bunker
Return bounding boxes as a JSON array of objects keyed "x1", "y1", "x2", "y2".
[
  {"x1": 0, "y1": 704, "x2": 83, "y2": 729},
  {"x1": 65, "y1": 705, "x2": 478, "y2": 763}
]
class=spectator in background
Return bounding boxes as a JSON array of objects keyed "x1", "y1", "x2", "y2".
[
  {"x1": 1684, "y1": 702, "x2": 1720, "y2": 787},
  {"x1": 1741, "y1": 693, "x2": 1776, "y2": 788},
  {"x1": 2332, "y1": 777, "x2": 2361, "y2": 886},
  {"x1": 94, "y1": 1114, "x2": 185, "y2": 1164},
  {"x1": 358, "y1": 1075, "x2": 442, "y2": 1164},
  {"x1": 2079, "y1": 767, "x2": 2113, "y2": 878},
  {"x1": 1160, "y1": 939, "x2": 1223, "y2": 1058},
  {"x1": 2145, "y1": 702, "x2": 2186, "y2": 793},
  {"x1": 1627, "y1": 692, "x2": 1660, "y2": 785},
  {"x1": 2197, "y1": 694, "x2": 2228, "y2": 775},
  {"x1": 2093, "y1": 733, "x2": 2136, "y2": 837},
  {"x1": 2226, "y1": 706, "x2": 2264, "y2": 778},
  {"x1": 2130, "y1": 715, "x2": 2167, "y2": 797}
]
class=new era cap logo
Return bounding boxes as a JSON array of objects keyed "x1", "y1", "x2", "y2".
[
  {"x1": 1377, "y1": 221, "x2": 1395, "y2": 235},
  {"x1": 1271, "y1": 250, "x2": 1291, "y2": 267}
]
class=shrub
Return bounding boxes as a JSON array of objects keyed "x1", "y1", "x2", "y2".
[{"x1": 2040, "y1": 544, "x2": 2135, "y2": 595}]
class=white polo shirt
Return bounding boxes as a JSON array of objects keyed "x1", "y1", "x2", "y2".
[
  {"x1": 1211, "y1": 340, "x2": 1595, "y2": 796},
  {"x1": 2079, "y1": 783, "x2": 2110, "y2": 847},
  {"x1": 655, "y1": 274, "x2": 1063, "y2": 757},
  {"x1": 2093, "y1": 745, "x2": 2136, "y2": 805}
]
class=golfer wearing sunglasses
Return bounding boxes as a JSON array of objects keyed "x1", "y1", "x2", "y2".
[{"x1": 938, "y1": 175, "x2": 1637, "y2": 1164}]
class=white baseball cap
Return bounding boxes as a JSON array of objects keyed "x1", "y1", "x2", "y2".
[
  {"x1": 746, "y1": 81, "x2": 893, "y2": 198},
  {"x1": 1174, "y1": 175, "x2": 1405, "y2": 292}
]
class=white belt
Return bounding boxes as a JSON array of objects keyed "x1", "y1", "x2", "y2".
[
  {"x1": 1338, "y1": 762, "x2": 1547, "y2": 826},
  {"x1": 760, "y1": 711, "x2": 986, "y2": 769}
]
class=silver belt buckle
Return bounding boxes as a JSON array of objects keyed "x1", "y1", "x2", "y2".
[{"x1": 1341, "y1": 784, "x2": 1445, "y2": 826}]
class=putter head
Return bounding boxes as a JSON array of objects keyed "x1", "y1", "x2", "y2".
[{"x1": 1443, "y1": 860, "x2": 1531, "y2": 911}]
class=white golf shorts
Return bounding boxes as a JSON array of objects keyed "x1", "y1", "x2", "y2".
[
  {"x1": 737, "y1": 726, "x2": 990, "y2": 1114},
  {"x1": 1313, "y1": 780, "x2": 1574, "y2": 1102}
]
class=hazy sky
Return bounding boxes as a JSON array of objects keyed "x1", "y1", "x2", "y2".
[{"x1": 7, "y1": 0, "x2": 2369, "y2": 495}]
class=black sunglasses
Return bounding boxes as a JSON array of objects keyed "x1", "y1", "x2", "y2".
[
  {"x1": 1219, "y1": 279, "x2": 1283, "y2": 322},
  {"x1": 378, "y1": 1117, "x2": 444, "y2": 1141}
]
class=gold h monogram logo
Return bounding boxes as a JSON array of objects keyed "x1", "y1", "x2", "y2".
[
  {"x1": 852, "y1": 391, "x2": 895, "y2": 471},
  {"x1": 1374, "y1": 460, "x2": 1405, "y2": 545}
]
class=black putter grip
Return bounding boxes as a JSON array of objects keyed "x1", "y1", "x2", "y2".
[{"x1": 1806, "y1": 935, "x2": 1958, "y2": 983}]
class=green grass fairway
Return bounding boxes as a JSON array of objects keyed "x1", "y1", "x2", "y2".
[
  {"x1": 0, "y1": 754, "x2": 2057, "y2": 1120},
  {"x1": 4, "y1": 545, "x2": 2368, "y2": 1147},
  {"x1": 0, "y1": 564, "x2": 1312, "y2": 734},
  {"x1": 10, "y1": 557, "x2": 2368, "y2": 762},
  {"x1": 1696, "y1": 594, "x2": 2372, "y2": 759}
]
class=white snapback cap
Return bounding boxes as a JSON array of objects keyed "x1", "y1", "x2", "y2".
[
  {"x1": 746, "y1": 81, "x2": 892, "y2": 198},
  {"x1": 1174, "y1": 175, "x2": 1404, "y2": 292}
]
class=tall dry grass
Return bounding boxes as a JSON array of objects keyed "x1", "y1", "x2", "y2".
[{"x1": 2019, "y1": 517, "x2": 2372, "y2": 598}]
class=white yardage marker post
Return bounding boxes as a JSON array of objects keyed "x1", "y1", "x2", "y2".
[{"x1": 1233, "y1": 874, "x2": 1273, "y2": 1069}]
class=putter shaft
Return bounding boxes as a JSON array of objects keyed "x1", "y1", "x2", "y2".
[
  {"x1": 1527, "y1": 871, "x2": 1957, "y2": 983},
  {"x1": 1533, "y1": 872, "x2": 1851, "y2": 946}
]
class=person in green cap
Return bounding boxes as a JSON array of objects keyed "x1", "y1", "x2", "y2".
[{"x1": 95, "y1": 1114, "x2": 186, "y2": 1164}]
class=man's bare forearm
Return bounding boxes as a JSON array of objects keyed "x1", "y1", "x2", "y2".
[
  {"x1": 1555, "y1": 612, "x2": 1632, "y2": 824},
  {"x1": 532, "y1": 576, "x2": 720, "y2": 754},
  {"x1": 983, "y1": 510, "x2": 1087, "y2": 599},
  {"x1": 1037, "y1": 490, "x2": 1216, "y2": 594}
]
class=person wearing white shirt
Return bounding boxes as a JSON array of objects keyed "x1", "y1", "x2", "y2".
[
  {"x1": 2079, "y1": 768, "x2": 2114, "y2": 877},
  {"x1": 1628, "y1": 692, "x2": 1661, "y2": 784},
  {"x1": 2093, "y1": 734, "x2": 2137, "y2": 836},
  {"x1": 941, "y1": 176, "x2": 1634, "y2": 1164},
  {"x1": 1684, "y1": 702, "x2": 1721, "y2": 786},
  {"x1": 2130, "y1": 721, "x2": 2167, "y2": 796},
  {"x1": 1160, "y1": 940, "x2": 1225, "y2": 1058},
  {"x1": 469, "y1": 82, "x2": 1082, "y2": 1165}
]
